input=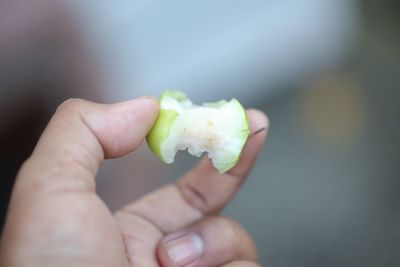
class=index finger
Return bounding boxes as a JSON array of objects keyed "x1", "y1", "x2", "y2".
[{"x1": 117, "y1": 109, "x2": 268, "y2": 233}]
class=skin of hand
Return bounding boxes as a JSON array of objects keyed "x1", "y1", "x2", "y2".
[{"x1": 0, "y1": 96, "x2": 268, "y2": 267}]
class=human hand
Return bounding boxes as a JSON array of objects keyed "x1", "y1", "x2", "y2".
[{"x1": 0, "y1": 96, "x2": 268, "y2": 267}]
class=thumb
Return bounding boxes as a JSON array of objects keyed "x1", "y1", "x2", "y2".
[{"x1": 12, "y1": 96, "x2": 159, "y2": 201}]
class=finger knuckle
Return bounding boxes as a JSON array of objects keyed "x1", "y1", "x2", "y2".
[
  {"x1": 216, "y1": 216, "x2": 243, "y2": 244},
  {"x1": 214, "y1": 216, "x2": 258, "y2": 260},
  {"x1": 57, "y1": 98, "x2": 85, "y2": 114},
  {"x1": 177, "y1": 182, "x2": 209, "y2": 214}
]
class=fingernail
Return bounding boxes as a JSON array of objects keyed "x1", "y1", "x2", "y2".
[{"x1": 163, "y1": 232, "x2": 204, "y2": 266}]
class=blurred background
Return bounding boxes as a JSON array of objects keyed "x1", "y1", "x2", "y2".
[{"x1": 1, "y1": 0, "x2": 399, "y2": 265}]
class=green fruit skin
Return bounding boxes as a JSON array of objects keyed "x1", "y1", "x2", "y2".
[
  {"x1": 146, "y1": 108, "x2": 179, "y2": 161},
  {"x1": 146, "y1": 90, "x2": 186, "y2": 160},
  {"x1": 213, "y1": 98, "x2": 250, "y2": 173}
]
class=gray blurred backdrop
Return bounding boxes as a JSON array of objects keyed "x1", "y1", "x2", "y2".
[{"x1": 1, "y1": 0, "x2": 399, "y2": 266}]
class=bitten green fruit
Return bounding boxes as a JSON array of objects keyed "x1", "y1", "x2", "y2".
[{"x1": 146, "y1": 90, "x2": 250, "y2": 173}]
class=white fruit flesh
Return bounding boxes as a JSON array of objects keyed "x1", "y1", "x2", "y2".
[{"x1": 147, "y1": 91, "x2": 250, "y2": 173}]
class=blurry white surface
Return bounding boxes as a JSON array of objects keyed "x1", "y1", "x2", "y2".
[{"x1": 68, "y1": 0, "x2": 360, "y2": 102}]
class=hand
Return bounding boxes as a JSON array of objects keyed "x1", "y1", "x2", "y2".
[{"x1": 0, "y1": 96, "x2": 268, "y2": 267}]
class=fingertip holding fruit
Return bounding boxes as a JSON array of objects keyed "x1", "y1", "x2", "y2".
[{"x1": 146, "y1": 90, "x2": 250, "y2": 173}]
